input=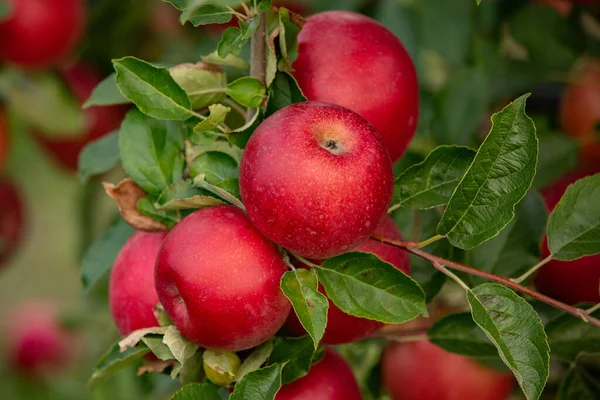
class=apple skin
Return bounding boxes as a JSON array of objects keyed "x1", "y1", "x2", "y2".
[
  {"x1": 275, "y1": 348, "x2": 362, "y2": 400},
  {"x1": 34, "y1": 63, "x2": 128, "y2": 172},
  {"x1": 535, "y1": 169, "x2": 600, "y2": 305},
  {"x1": 155, "y1": 205, "x2": 291, "y2": 351},
  {"x1": 0, "y1": 177, "x2": 24, "y2": 268},
  {"x1": 292, "y1": 11, "x2": 419, "y2": 162},
  {"x1": 559, "y1": 59, "x2": 600, "y2": 169},
  {"x1": 5, "y1": 301, "x2": 75, "y2": 377},
  {"x1": 109, "y1": 231, "x2": 167, "y2": 335},
  {"x1": 0, "y1": 0, "x2": 85, "y2": 68},
  {"x1": 239, "y1": 101, "x2": 394, "y2": 260},
  {"x1": 284, "y1": 215, "x2": 410, "y2": 344},
  {"x1": 382, "y1": 340, "x2": 514, "y2": 400}
]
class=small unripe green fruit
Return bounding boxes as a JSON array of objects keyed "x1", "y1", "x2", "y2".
[{"x1": 203, "y1": 351, "x2": 241, "y2": 386}]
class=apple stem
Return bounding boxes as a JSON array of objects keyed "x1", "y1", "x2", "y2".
[
  {"x1": 372, "y1": 234, "x2": 600, "y2": 329},
  {"x1": 247, "y1": 10, "x2": 267, "y2": 123},
  {"x1": 415, "y1": 234, "x2": 444, "y2": 249},
  {"x1": 511, "y1": 255, "x2": 553, "y2": 284},
  {"x1": 431, "y1": 260, "x2": 470, "y2": 292},
  {"x1": 588, "y1": 302, "x2": 600, "y2": 315},
  {"x1": 293, "y1": 254, "x2": 320, "y2": 269}
]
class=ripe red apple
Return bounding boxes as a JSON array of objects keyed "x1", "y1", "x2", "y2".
[
  {"x1": 292, "y1": 11, "x2": 419, "y2": 162},
  {"x1": 155, "y1": 205, "x2": 291, "y2": 351},
  {"x1": 34, "y1": 63, "x2": 128, "y2": 172},
  {"x1": 275, "y1": 348, "x2": 362, "y2": 400},
  {"x1": 284, "y1": 215, "x2": 410, "y2": 344},
  {"x1": 559, "y1": 58, "x2": 600, "y2": 169},
  {"x1": 0, "y1": 0, "x2": 85, "y2": 68},
  {"x1": 535, "y1": 169, "x2": 600, "y2": 305},
  {"x1": 382, "y1": 340, "x2": 514, "y2": 400},
  {"x1": 4, "y1": 301, "x2": 75, "y2": 377},
  {"x1": 239, "y1": 102, "x2": 394, "y2": 260},
  {"x1": 109, "y1": 231, "x2": 167, "y2": 335},
  {"x1": 0, "y1": 109, "x2": 9, "y2": 171},
  {"x1": 0, "y1": 177, "x2": 24, "y2": 268}
]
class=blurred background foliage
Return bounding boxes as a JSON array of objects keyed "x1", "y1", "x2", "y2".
[{"x1": 1, "y1": 0, "x2": 599, "y2": 398}]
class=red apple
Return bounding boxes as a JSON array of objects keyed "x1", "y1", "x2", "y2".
[
  {"x1": 34, "y1": 63, "x2": 128, "y2": 172},
  {"x1": 284, "y1": 215, "x2": 410, "y2": 344},
  {"x1": 0, "y1": 177, "x2": 24, "y2": 268},
  {"x1": 155, "y1": 205, "x2": 291, "y2": 351},
  {"x1": 109, "y1": 231, "x2": 167, "y2": 335},
  {"x1": 382, "y1": 340, "x2": 514, "y2": 400},
  {"x1": 292, "y1": 11, "x2": 419, "y2": 162},
  {"x1": 559, "y1": 58, "x2": 600, "y2": 169},
  {"x1": 239, "y1": 102, "x2": 394, "y2": 259},
  {"x1": 0, "y1": 0, "x2": 85, "y2": 68},
  {"x1": 4, "y1": 301, "x2": 75, "y2": 377},
  {"x1": 535, "y1": 169, "x2": 600, "y2": 305},
  {"x1": 0, "y1": 109, "x2": 9, "y2": 171},
  {"x1": 275, "y1": 348, "x2": 362, "y2": 400}
]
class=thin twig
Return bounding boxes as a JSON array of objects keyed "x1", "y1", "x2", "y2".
[
  {"x1": 431, "y1": 260, "x2": 470, "y2": 291},
  {"x1": 511, "y1": 255, "x2": 553, "y2": 284},
  {"x1": 371, "y1": 234, "x2": 600, "y2": 329}
]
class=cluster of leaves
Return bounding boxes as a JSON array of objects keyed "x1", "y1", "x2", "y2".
[{"x1": 77, "y1": 1, "x2": 600, "y2": 400}]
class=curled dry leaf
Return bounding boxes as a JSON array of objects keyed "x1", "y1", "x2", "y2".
[
  {"x1": 103, "y1": 179, "x2": 169, "y2": 232},
  {"x1": 118, "y1": 326, "x2": 168, "y2": 352},
  {"x1": 137, "y1": 360, "x2": 178, "y2": 376}
]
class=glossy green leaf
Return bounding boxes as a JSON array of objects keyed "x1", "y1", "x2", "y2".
[
  {"x1": 119, "y1": 109, "x2": 186, "y2": 194},
  {"x1": 217, "y1": 19, "x2": 257, "y2": 59},
  {"x1": 169, "y1": 63, "x2": 227, "y2": 110},
  {"x1": 269, "y1": 336, "x2": 316, "y2": 384},
  {"x1": 317, "y1": 252, "x2": 427, "y2": 324},
  {"x1": 266, "y1": 72, "x2": 306, "y2": 117},
  {"x1": 558, "y1": 366, "x2": 600, "y2": 400},
  {"x1": 155, "y1": 180, "x2": 224, "y2": 211},
  {"x1": 437, "y1": 94, "x2": 538, "y2": 250},
  {"x1": 281, "y1": 269, "x2": 329, "y2": 349},
  {"x1": 230, "y1": 364, "x2": 284, "y2": 400},
  {"x1": 391, "y1": 146, "x2": 475, "y2": 211},
  {"x1": 235, "y1": 340, "x2": 274, "y2": 382},
  {"x1": 81, "y1": 219, "x2": 135, "y2": 292},
  {"x1": 169, "y1": 383, "x2": 221, "y2": 400},
  {"x1": 83, "y1": 73, "x2": 130, "y2": 108},
  {"x1": 78, "y1": 131, "x2": 120, "y2": 182},
  {"x1": 546, "y1": 309, "x2": 600, "y2": 361},
  {"x1": 467, "y1": 284, "x2": 550, "y2": 400},
  {"x1": 428, "y1": 312, "x2": 498, "y2": 359},
  {"x1": 226, "y1": 77, "x2": 266, "y2": 108},
  {"x1": 88, "y1": 341, "x2": 150, "y2": 390},
  {"x1": 193, "y1": 104, "x2": 230, "y2": 134},
  {"x1": 190, "y1": 151, "x2": 238, "y2": 184},
  {"x1": 547, "y1": 174, "x2": 600, "y2": 260},
  {"x1": 113, "y1": 57, "x2": 192, "y2": 120}
]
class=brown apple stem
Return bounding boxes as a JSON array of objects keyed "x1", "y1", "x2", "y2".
[
  {"x1": 248, "y1": 10, "x2": 267, "y2": 123},
  {"x1": 371, "y1": 234, "x2": 600, "y2": 329}
]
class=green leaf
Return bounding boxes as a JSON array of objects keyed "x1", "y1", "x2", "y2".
[
  {"x1": 119, "y1": 109, "x2": 186, "y2": 194},
  {"x1": 180, "y1": 4, "x2": 233, "y2": 26},
  {"x1": 230, "y1": 363, "x2": 284, "y2": 400},
  {"x1": 155, "y1": 180, "x2": 224, "y2": 211},
  {"x1": 217, "y1": 24, "x2": 252, "y2": 59},
  {"x1": 546, "y1": 309, "x2": 600, "y2": 361},
  {"x1": 437, "y1": 94, "x2": 538, "y2": 250},
  {"x1": 0, "y1": 69, "x2": 86, "y2": 135},
  {"x1": 179, "y1": 352, "x2": 205, "y2": 386},
  {"x1": 226, "y1": 77, "x2": 266, "y2": 109},
  {"x1": 169, "y1": 63, "x2": 227, "y2": 110},
  {"x1": 141, "y1": 336, "x2": 175, "y2": 361},
  {"x1": 170, "y1": 383, "x2": 221, "y2": 400},
  {"x1": 269, "y1": 336, "x2": 316, "y2": 384},
  {"x1": 163, "y1": 325, "x2": 200, "y2": 379},
  {"x1": 266, "y1": 72, "x2": 306, "y2": 117},
  {"x1": 78, "y1": 131, "x2": 120, "y2": 182},
  {"x1": 227, "y1": 108, "x2": 263, "y2": 149},
  {"x1": 81, "y1": 219, "x2": 135, "y2": 292},
  {"x1": 0, "y1": 0, "x2": 13, "y2": 21},
  {"x1": 534, "y1": 132, "x2": 578, "y2": 189},
  {"x1": 193, "y1": 174, "x2": 244, "y2": 208},
  {"x1": 113, "y1": 57, "x2": 192, "y2": 120},
  {"x1": 391, "y1": 146, "x2": 476, "y2": 211},
  {"x1": 558, "y1": 366, "x2": 600, "y2": 400},
  {"x1": 202, "y1": 51, "x2": 249, "y2": 69},
  {"x1": 547, "y1": 174, "x2": 600, "y2": 260},
  {"x1": 193, "y1": 104, "x2": 230, "y2": 134},
  {"x1": 235, "y1": 340, "x2": 274, "y2": 382},
  {"x1": 83, "y1": 73, "x2": 130, "y2": 108},
  {"x1": 317, "y1": 252, "x2": 427, "y2": 324},
  {"x1": 189, "y1": 151, "x2": 238, "y2": 184},
  {"x1": 467, "y1": 283, "x2": 550, "y2": 400},
  {"x1": 88, "y1": 341, "x2": 150, "y2": 390},
  {"x1": 428, "y1": 312, "x2": 498, "y2": 359},
  {"x1": 278, "y1": 7, "x2": 301, "y2": 70},
  {"x1": 137, "y1": 196, "x2": 180, "y2": 226},
  {"x1": 280, "y1": 269, "x2": 328, "y2": 349}
]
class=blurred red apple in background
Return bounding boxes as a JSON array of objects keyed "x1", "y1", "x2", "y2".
[
  {"x1": 0, "y1": 109, "x2": 9, "y2": 171},
  {"x1": 0, "y1": 177, "x2": 24, "y2": 268}
]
